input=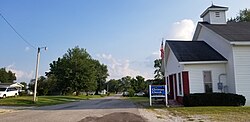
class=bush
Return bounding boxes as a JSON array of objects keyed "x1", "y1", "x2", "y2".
[{"x1": 183, "y1": 93, "x2": 246, "y2": 106}]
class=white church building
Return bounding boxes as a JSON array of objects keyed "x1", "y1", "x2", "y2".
[{"x1": 163, "y1": 5, "x2": 250, "y2": 105}]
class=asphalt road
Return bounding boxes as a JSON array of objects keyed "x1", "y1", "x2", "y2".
[{"x1": 0, "y1": 95, "x2": 148, "y2": 122}]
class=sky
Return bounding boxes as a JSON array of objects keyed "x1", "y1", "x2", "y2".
[{"x1": 0, "y1": 0, "x2": 249, "y2": 83}]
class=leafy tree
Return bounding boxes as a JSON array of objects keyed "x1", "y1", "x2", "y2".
[
  {"x1": 0, "y1": 68, "x2": 16, "y2": 83},
  {"x1": 228, "y1": 8, "x2": 250, "y2": 22},
  {"x1": 154, "y1": 59, "x2": 163, "y2": 79},
  {"x1": 28, "y1": 79, "x2": 35, "y2": 92},
  {"x1": 131, "y1": 76, "x2": 146, "y2": 93},
  {"x1": 28, "y1": 76, "x2": 49, "y2": 96},
  {"x1": 106, "y1": 79, "x2": 121, "y2": 93},
  {"x1": 37, "y1": 76, "x2": 49, "y2": 96},
  {"x1": 120, "y1": 76, "x2": 132, "y2": 92},
  {"x1": 20, "y1": 82, "x2": 27, "y2": 91},
  {"x1": 48, "y1": 46, "x2": 102, "y2": 95},
  {"x1": 93, "y1": 60, "x2": 109, "y2": 95}
]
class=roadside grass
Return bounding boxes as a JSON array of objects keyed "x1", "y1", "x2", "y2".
[
  {"x1": 167, "y1": 106, "x2": 250, "y2": 122},
  {"x1": 127, "y1": 97, "x2": 250, "y2": 121},
  {"x1": 127, "y1": 96, "x2": 150, "y2": 107},
  {"x1": 0, "y1": 95, "x2": 102, "y2": 106}
]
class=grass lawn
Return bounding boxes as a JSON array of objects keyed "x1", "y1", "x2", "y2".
[
  {"x1": 127, "y1": 97, "x2": 250, "y2": 121},
  {"x1": 0, "y1": 95, "x2": 103, "y2": 106},
  {"x1": 167, "y1": 106, "x2": 250, "y2": 122}
]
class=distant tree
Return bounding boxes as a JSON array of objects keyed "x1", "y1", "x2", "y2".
[
  {"x1": 37, "y1": 76, "x2": 49, "y2": 96},
  {"x1": 131, "y1": 76, "x2": 146, "y2": 93},
  {"x1": 20, "y1": 82, "x2": 27, "y2": 91},
  {"x1": 228, "y1": 8, "x2": 250, "y2": 22},
  {"x1": 93, "y1": 60, "x2": 109, "y2": 95},
  {"x1": 120, "y1": 76, "x2": 132, "y2": 92},
  {"x1": 0, "y1": 68, "x2": 16, "y2": 83},
  {"x1": 28, "y1": 79, "x2": 35, "y2": 92},
  {"x1": 106, "y1": 79, "x2": 121, "y2": 93},
  {"x1": 28, "y1": 76, "x2": 49, "y2": 96}
]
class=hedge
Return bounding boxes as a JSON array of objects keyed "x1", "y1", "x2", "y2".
[{"x1": 183, "y1": 93, "x2": 246, "y2": 106}]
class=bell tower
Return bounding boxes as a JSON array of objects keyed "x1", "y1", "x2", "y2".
[{"x1": 200, "y1": 4, "x2": 228, "y2": 24}]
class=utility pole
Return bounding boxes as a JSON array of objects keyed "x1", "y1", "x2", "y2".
[{"x1": 33, "y1": 47, "x2": 47, "y2": 102}]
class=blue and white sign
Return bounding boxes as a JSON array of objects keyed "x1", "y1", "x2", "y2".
[
  {"x1": 151, "y1": 85, "x2": 165, "y2": 96},
  {"x1": 149, "y1": 85, "x2": 168, "y2": 106}
]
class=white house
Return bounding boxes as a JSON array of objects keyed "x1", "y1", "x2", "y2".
[
  {"x1": 0, "y1": 82, "x2": 24, "y2": 92},
  {"x1": 164, "y1": 5, "x2": 250, "y2": 105}
]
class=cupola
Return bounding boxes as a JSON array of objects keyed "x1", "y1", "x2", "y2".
[{"x1": 200, "y1": 4, "x2": 228, "y2": 24}]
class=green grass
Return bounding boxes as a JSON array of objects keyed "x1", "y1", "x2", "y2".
[
  {"x1": 127, "y1": 96, "x2": 149, "y2": 107},
  {"x1": 167, "y1": 106, "x2": 250, "y2": 122},
  {"x1": 127, "y1": 97, "x2": 250, "y2": 121},
  {"x1": 0, "y1": 95, "x2": 102, "y2": 106}
]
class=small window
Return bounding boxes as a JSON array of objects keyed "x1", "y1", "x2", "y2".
[
  {"x1": 203, "y1": 71, "x2": 213, "y2": 93},
  {"x1": 215, "y1": 12, "x2": 220, "y2": 17},
  {"x1": 177, "y1": 73, "x2": 183, "y2": 96}
]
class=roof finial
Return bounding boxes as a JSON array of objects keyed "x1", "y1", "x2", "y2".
[{"x1": 211, "y1": 1, "x2": 214, "y2": 6}]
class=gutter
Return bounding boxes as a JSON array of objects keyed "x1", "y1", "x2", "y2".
[
  {"x1": 230, "y1": 41, "x2": 250, "y2": 45},
  {"x1": 179, "y1": 61, "x2": 227, "y2": 64}
]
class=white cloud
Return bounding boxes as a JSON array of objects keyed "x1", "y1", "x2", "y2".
[
  {"x1": 144, "y1": 51, "x2": 159, "y2": 67},
  {"x1": 96, "y1": 54, "x2": 153, "y2": 80},
  {"x1": 167, "y1": 19, "x2": 195, "y2": 40},
  {"x1": 6, "y1": 64, "x2": 34, "y2": 82}
]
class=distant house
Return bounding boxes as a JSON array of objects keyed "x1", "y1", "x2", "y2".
[
  {"x1": 0, "y1": 82, "x2": 24, "y2": 92},
  {"x1": 163, "y1": 5, "x2": 250, "y2": 105}
]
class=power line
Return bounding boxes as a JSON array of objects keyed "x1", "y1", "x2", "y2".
[{"x1": 0, "y1": 12, "x2": 36, "y2": 49}]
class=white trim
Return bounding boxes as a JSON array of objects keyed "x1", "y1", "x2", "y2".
[
  {"x1": 179, "y1": 61, "x2": 227, "y2": 64},
  {"x1": 230, "y1": 41, "x2": 250, "y2": 45},
  {"x1": 177, "y1": 72, "x2": 184, "y2": 96}
]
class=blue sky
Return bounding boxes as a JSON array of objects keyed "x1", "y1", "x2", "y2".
[{"x1": 0, "y1": 0, "x2": 249, "y2": 83}]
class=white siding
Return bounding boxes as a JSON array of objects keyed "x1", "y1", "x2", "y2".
[
  {"x1": 202, "y1": 11, "x2": 227, "y2": 24},
  {"x1": 184, "y1": 63, "x2": 226, "y2": 93},
  {"x1": 233, "y1": 45, "x2": 250, "y2": 105},
  {"x1": 165, "y1": 50, "x2": 183, "y2": 76},
  {"x1": 196, "y1": 26, "x2": 236, "y2": 93},
  {"x1": 209, "y1": 11, "x2": 227, "y2": 24}
]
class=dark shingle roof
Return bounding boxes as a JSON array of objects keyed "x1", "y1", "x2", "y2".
[
  {"x1": 201, "y1": 22, "x2": 250, "y2": 41},
  {"x1": 209, "y1": 5, "x2": 228, "y2": 9},
  {"x1": 167, "y1": 41, "x2": 227, "y2": 62}
]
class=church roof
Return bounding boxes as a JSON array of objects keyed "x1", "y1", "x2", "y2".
[
  {"x1": 201, "y1": 22, "x2": 250, "y2": 41},
  {"x1": 166, "y1": 41, "x2": 227, "y2": 62}
]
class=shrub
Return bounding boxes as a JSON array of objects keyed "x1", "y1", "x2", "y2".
[{"x1": 183, "y1": 93, "x2": 246, "y2": 106}]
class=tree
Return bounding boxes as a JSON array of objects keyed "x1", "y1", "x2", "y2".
[
  {"x1": 120, "y1": 76, "x2": 132, "y2": 92},
  {"x1": 0, "y1": 68, "x2": 16, "y2": 83},
  {"x1": 106, "y1": 79, "x2": 121, "y2": 93},
  {"x1": 48, "y1": 46, "x2": 103, "y2": 95},
  {"x1": 20, "y1": 82, "x2": 27, "y2": 91},
  {"x1": 154, "y1": 59, "x2": 163, "y2": 79},
  {"x1": 28, "y1": 76, "x2": 49, "y2": 96},
  {"x1": 130, "y1": 76, "x2": 146, "y2": 93},
  {"x1": 93, "y1": 60, "x2": 109, "y2": 95},
  {"x1": 228, "y1": 8, "x2": 250, "y2": 22}
]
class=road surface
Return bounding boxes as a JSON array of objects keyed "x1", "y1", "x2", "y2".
[{"x1": 0, "y1": 95, "x2": 150, "y2": 122}]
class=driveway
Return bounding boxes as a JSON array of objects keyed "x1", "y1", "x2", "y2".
[{"x1": 0, "y1": 95, "x2": 156, "y2": 122}]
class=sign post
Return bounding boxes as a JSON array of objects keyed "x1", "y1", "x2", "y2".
[{"x1": 149, "y1": 85, "x2": 168, "y2": 106}]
